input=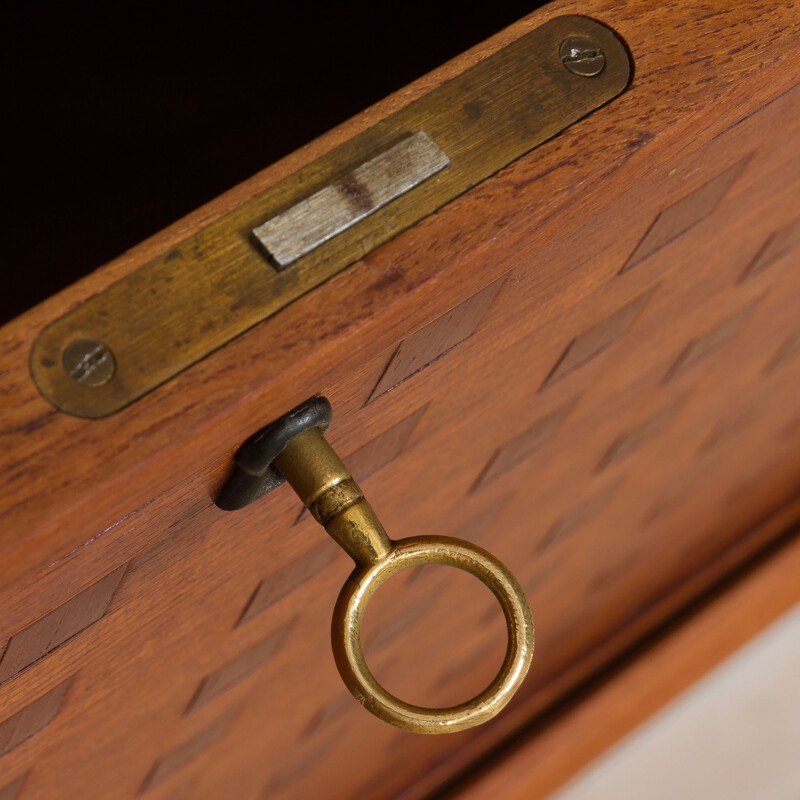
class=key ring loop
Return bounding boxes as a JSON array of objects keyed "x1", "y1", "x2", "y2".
[
  {"x1": 219, "y1": 397, "x2": 535, "y2": 733},
  {"x1": 331, "y1": 536, "x2": 534, "y2": 734}
]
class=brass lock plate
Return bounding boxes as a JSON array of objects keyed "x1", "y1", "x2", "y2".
[{"x1": 30, "y1": 15, "x2": 631, "y2": 417}]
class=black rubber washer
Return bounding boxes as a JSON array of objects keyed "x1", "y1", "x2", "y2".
[{"x1": 216, "y1": 395, "x2": 332, "y2": 511}]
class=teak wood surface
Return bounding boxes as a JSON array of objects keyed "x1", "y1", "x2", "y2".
[
  {"x1": 450, "y1": 508, "x2": 800, "y2": 800},
  {"x1": 1, "y1": 2, "x2": 800, "y2": 798}
]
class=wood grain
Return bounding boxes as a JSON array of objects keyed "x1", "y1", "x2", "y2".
[
  {"x1": 238, "y1": 545, "x2": 337, "y2": 625},
  {"x1": 139, "y1": 708, "x2": 236, "y2": 793},
  {"x1": 368, "y1": 281, "x2": 502, "y2": 401},
  {"x1": 0, "y1": 774, "x2": 27, "y2": 800},
  {"x1": 0, "y1": 679, "x2": 71, "y2": 759},
  {"x1": 0, "y1": 2, "x2": 798, "y2": 799},
  {"x1": 185, "y1": 621, "x2": 293, "y2": 714},
  {"x1": 596, "y1": 398, "x2": 683, "y2": 471},
  {"x1": 0, "y1": 566, "x2": 124, "y2": 684},
  {"x1": 472, "y1": 398, "x2": 576, "y2": 491},
  {"x1": 449, "y1": 521, "x2": 800, "y2": 800},
  {"x1": 536, "y1": 480, "x2": 622, "y2": 554},
  {"x1": 740, "y1": 213, "x2": 800, "y2": 281},
  {"x1": 540, "y1": 287, "x2": 655, "y2": 388},
  {"x1": 346, "y1": 404, "x2": 427, "y2": 477},
  {"x1": 763, "y1": 332, "x2": 800, "y2": 376},
  {"x1": 663, "y1": 300, "x2": 756, "y2": 382},
  {"x1": 621, "y1": 157, "x2": 749, "y2": 272}
]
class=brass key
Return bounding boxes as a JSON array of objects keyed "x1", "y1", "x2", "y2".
[{"x1": 217, "y1": 396, "x2": 534, "y2": 734}]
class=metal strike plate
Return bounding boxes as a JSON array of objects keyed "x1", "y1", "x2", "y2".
[
  {"x1": 31, "y1": 15, "x2": 631, "y2": 417},
  {"x1": 253, "y1": 132, "x2": 450, "y2": 268}
]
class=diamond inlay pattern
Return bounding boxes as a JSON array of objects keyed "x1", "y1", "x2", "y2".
[
  {"x1": 664, "y1": 302, "x2": 756, "y2": 382},
  {"x1": 472, "y1": 399, "x2": 577, "y2": 491},
  {"x1": 239, "y1": 546, "x2": 336, "y2": 625},
  {"x1": 140, "y1": 710, "x2": 235, "y2": 793},
  {"x1": 347, "y1": 405, "x2": 427, "y2": 480},
  {"x1": 596, "y1": 399, "x2": 683, "y2": 471},
  {"x1": 536, "y1": 482, "x2": 621, "y2": 554},
  {"x1": 0, "y1": 774, "x2": 27, "y2": 800},
  {"x1": 541, "y1": 288, "x2": 656, "y2": 389},
  {"x1": 368, "y1": 280, "x2": 502, "y2": 402},
  {"x1": 0, "y1": 567, "x2": 125, "y2": 684},
  {"x1": 186, "y1": 621, "x2": 293, "y2": 714},
  {"x1": 0, "y1": 679, "x2": 72, "y2": 759},
  {"x1": 740, "y1": 214, "x2": 800, "y2": 281},
  {"x1": 621, "y1": 157, "x2": 749, "y2": 273}
]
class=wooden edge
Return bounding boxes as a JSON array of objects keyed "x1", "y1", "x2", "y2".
[
  {"x1": 442, "y1": 505, "x2": 800, "y2": 799},
  {"x1": 0, "y1": 0, "x2": 579, "y2": 575},
  {"x1": 397, "y1": 481, "x2": 800, "y2": 800},
  {"x1": 2, "y1": 4, "x2": 799, "y2": 589},
  {"x1": 2, "y1": 9, "x2": 544, "y2": 331},
  {"x1": 29, "y1": 16, "x2": 630, "y2": 418}
]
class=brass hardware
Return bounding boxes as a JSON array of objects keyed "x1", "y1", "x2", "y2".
[
  {"x1": 253, "y1": 131, "x2": 450, "y2": 268},
  {"x1": 62, "y1": 339, "x2": 116, "y2": 387},
  {"x1": 31, "y1": 16, "x2": 631, "y2": 418},
  {"x1": 559, "y1": 35, "x2": 607, "y2": 77},
  {"x1": 217, "y1": 397, "x2": 534, "y2": 734}
]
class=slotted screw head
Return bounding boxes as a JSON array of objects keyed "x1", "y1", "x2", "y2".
[
  {"x1": 62, "y1": 338, "x2": 116, "y2": 387},
  {"x1": 559, "y1": 36, "x2": 606, "y2": 77}
]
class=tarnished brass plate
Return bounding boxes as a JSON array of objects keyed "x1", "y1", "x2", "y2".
[{"x1": 31, "y1": 16, "x2": 631, "y2": 417}]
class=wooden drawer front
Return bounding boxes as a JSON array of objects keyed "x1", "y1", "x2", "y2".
[{"x1": 1, "y1": 2, "x2": 800, "y2": 798}]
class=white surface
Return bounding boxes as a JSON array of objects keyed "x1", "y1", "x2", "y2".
[{"x1": 548, "y1": 602, "x2": 800, "y2": 800}]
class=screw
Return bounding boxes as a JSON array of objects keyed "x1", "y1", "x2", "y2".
[
  {"x1": 559, "y1": 36, "x2": 606, "y2": 77},
  {"x1": 62, "y1": 338, "x2": 116, "y2": 387}
]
